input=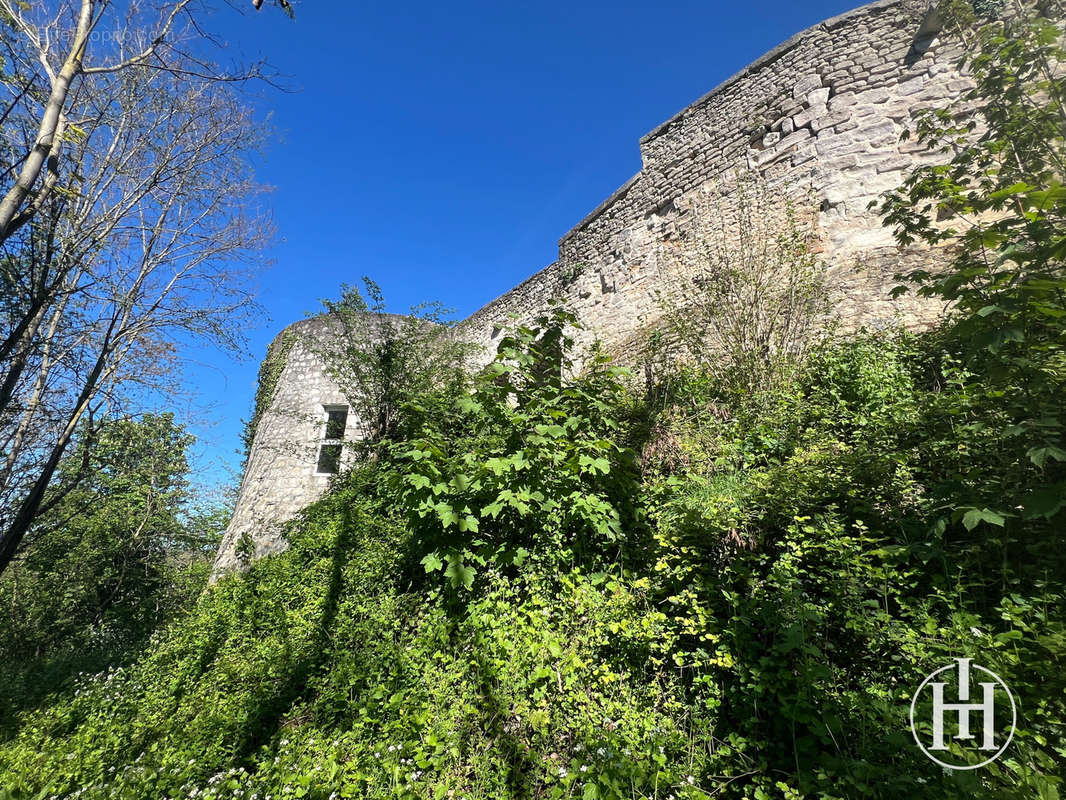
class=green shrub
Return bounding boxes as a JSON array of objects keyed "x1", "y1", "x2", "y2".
[{"x1": 393, "y1": 308, "x2": 640, "y2": 590}]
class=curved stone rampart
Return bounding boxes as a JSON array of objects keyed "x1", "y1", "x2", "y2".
[{"x1": 216, "y1": 0, "x2": 968, "y2": 573}]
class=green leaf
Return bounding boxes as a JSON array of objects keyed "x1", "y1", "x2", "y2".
[
  {"x1": 405, "y1": 473, "x2": 431, "y2": 490},
  {"x1": 579, "y1": 455, "x2": 610, "y2": 474},
  {"x1": 989, "y1": 181, "x2": 1033, "y2": 199},
  {"x1": 485, "y1": 457, "x2": 509, "y2": 476},
  {"x1": 420, "y1": 551, "x2": 443, "y2": 573},
  {"x1": 995, "y1": 630, "x2": 1024, "y2": 643},
  {"x1": 961, "y1": 507, "x2": 1007, "y2": 531},
  {"x1": 444, "y1": 557, "x2": 475, "y2": 590},
  {"x1": 1028, "y1": 445, "x2": 1066, "y2": 467},
  {"x1": 534, "y1": 423, "x2": 566, "y2": 438},
  {"x1": 1022, "y1": 484, "x2": 1066, "y2": 519},
  {"x1": 456, "y1": 395, "x2": 481, "y2": 414},
  {"x1": 435, "y1": 504, "x2": 459, "y2": 528}
]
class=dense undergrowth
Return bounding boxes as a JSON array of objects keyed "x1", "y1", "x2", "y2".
[{"x1": 0, "y1": 319, "x2": 1062, "y2": 800}]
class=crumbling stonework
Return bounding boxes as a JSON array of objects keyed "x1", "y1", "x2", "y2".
[{"x1": 214, "y1": 0, "x2": 970, "y2": 574}]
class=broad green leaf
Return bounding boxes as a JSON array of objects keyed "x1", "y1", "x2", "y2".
[
  {"x1": 1028, "y1": 445, "x2": 1066, "y2": 467},
  {"x1": 420, "y1": 551, "x2": 443, "y2": 573},
  {"x1": 405, "y1": 473, "x2": 431, "y2": 490},
  {"x1": 435, "y1": 504, "x2": 459, "y2": 528},
  {"x1": 1022, "y1": 484, "x2": 1066, "y2": 519},
  {"x1": 961, "y1": 507, "x2": 1007, "y2": 531},
  {"x1": 444, "y1": 558, "x2": 475, "y2": 590}
]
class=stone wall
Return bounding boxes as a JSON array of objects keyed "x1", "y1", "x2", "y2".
[
  {"x1": 457, "y1": 0, "x2": 960, "y2": 361},
  {"x1": 214, "y1": 0, "x2": 969, "y2": 573}
]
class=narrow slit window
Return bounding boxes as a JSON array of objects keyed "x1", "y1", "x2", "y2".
[{"x1": 315, "y1": 405, "x2": 348, "y2": 475}]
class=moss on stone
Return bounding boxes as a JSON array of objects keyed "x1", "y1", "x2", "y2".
[{"x1": 240, "y1": 329, "x2": 298, "y2": 460}]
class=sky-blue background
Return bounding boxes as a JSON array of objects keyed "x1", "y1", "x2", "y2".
[{"x1": 185, "y1": 0, "x2": 860, "y2": 487}]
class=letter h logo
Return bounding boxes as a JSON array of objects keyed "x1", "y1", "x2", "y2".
[{"x1": 928, "y1": 658, "x2": 996, "y2": 751}]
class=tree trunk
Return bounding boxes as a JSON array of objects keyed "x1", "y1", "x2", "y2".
[
  {"x1": 0, "y1": 336, "x2": 108, "y2": 576},
  {"x1": 0, "y1": 0, "x2": 92, "y2": 243}
]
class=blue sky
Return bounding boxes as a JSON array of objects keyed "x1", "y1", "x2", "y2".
[{"x1": 184, "y1": 0, "x2": 860, "y2": 486}]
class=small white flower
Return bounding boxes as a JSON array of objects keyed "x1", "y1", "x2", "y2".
[{"x1": 686, "y1": 775, "x2": 695, "y2": 784}]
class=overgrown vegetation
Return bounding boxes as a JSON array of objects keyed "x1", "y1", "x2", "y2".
[
  {"x1": 653, "y1": 174, "x2": 828, "y2": 392},
  {"x1": 242, "y1": 330, "x2": 299, "y2": 460},
  {"x1": 0, "y1": 3, "x2": 1064, "y2": 799},
  {"x1": 311, "y1": 278, "x2": 473, "y2": 450},
  {"x1": 0, "y1": 414, "x2": 229, "y2": 731}
]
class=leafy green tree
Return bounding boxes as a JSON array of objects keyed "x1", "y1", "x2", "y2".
[
  {"x1": 312, "y1": 278, "x2": 472, "y2": 452},
  {"x1": 0, "y1": 413, "x2": 211, "y2": 664},
  {"x1": 877, "y1": 0, "x2": 1066, "y2": 528}
]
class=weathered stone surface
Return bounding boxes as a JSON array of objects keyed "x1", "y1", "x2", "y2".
[
  {"x1": 807, "y1": 87, "x2": 832, "y2": 107},
  {"x1": 212, "y1": 317, "x2": 352, "y2": 575},
  {"x1": 214, "y1": 0, "x2": 989, "y2": 574},
  {"x1": 793, "y1": 74, "x2": 824, "y2": 99}
]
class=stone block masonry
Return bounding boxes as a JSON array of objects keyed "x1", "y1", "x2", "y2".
[
  {"x1": 214, "y1": 0, "x2": 966, "y2": 573},
  {"x1": 457, "y1": 0, "x2": 958, "y2": 363}
]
